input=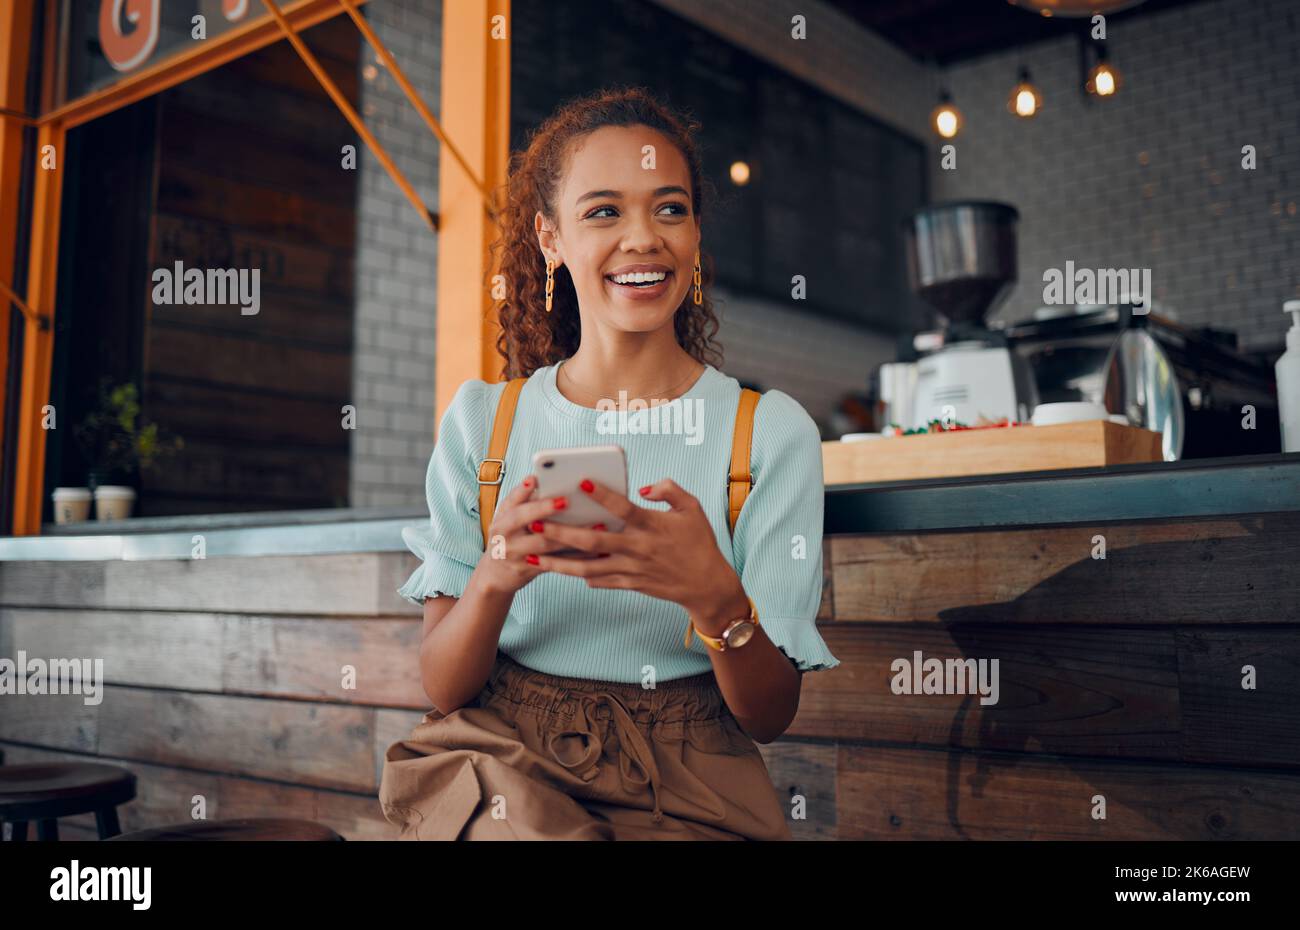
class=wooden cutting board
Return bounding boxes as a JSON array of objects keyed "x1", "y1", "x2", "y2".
[{"x1": 823, "y1": 421, "x2": 1164, "y2": 485}]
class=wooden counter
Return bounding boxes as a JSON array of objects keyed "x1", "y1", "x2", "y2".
[
  {"x1": 2, "y1": 454, "x2": 1297, "y2": 840},
  {"x1": 786, "y1": 452, "x2": 1300, "y2": 839}
]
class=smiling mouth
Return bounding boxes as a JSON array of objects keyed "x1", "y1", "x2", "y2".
[{"x1": 605, "y1": 271, "x2": 672, "y2": 288}]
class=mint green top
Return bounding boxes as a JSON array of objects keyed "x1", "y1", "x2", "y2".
[{"x1": 398, "y1": 358, "x2": 840, "y2": 683}]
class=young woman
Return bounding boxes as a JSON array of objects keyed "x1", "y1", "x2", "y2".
[{"x1": 379, "y1": 86, "x2": 839, "y2": 841}]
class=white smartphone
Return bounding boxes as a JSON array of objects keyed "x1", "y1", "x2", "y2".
[{"x1": 531, "y1": 445, "x2": 627, "y2": 557}]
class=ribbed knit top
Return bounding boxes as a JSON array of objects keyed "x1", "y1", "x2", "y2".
[{"x1": 398, "y1": 358, "x2": 840, "y2": 683}]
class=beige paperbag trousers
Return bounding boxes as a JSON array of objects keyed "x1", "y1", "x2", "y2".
[{"x1": 379, "y1": 650, "x2": 792, "y2": 840}]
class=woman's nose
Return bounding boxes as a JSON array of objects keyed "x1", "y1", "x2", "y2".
[{"x1": 621, "y1": 212, "x2": 661, "y2": 251}]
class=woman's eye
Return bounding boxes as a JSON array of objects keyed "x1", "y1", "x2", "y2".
[{"x1": 583, "y1": 202, "x2": 689, "y2": 220}]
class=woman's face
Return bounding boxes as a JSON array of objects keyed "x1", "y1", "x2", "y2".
[{"x1": 536, "y1": 124, "x2": 700, "y2": 333}]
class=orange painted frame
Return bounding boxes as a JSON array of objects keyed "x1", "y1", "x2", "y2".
[
  {"x1": 435, "y1": 0, "x2": 511, "y2": 425},
  {"x1": 3, "y1": 0, "x2": 370, "y2": 535},
  {"x1": 0, "y1": 1, "x2": 35, "y2": 442},
  {"x1": 45, "y1": 0, "x2": 371, "y2": 132},
  {"x1": 4, "y1": 0, "x2": 510, "y2": 533},
  {"x1": 11, "y1": 119, "x2": 63, "y2": 536},
  {"x1": 0, "y1": 0, "x2": 41, "y2": 537}
]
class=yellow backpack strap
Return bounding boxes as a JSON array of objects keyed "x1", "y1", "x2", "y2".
[
  {"x1": 727, "y1": 388, "x2": 761, "y2": 535},
  {"x1": 685, "y1": 387, "x2": 761, "y2": 652},
  {"x1": 478, "y1": 377, "x2": 528, "y2": 549}
]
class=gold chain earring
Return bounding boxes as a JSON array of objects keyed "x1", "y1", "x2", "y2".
[
  {"x1": 545, "y1": 259, "x2": 555, "y2": 313},
  {"x1": 693, "y1": 250, "x2": 702, "y2": 306}
]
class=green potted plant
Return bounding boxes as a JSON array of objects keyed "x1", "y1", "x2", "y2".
[{"x1": 71, "y1": 377, "x2": 184, "y2": 518}]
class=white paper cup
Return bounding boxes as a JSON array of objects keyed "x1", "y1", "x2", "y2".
[
  {"x1": 1031, "y1": 402, "x2": 1109, "y2": 426},
  {"x1": 52, "y1": 487, "x2": 93, "y2": 524},
  {"x1": 94, "y1": 485, "x2": 137, "y2": 521}
]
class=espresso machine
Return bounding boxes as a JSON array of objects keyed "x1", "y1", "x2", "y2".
[
  {"x1": 885, "y1": 201, "x2": 1039, "y2": 429},
  {"x1": 869, "y1": 202, "x2": 1281, "y2": 457},
  {"x1": 1005, "y1": 304, "x2": 1282, "y2": 460}
]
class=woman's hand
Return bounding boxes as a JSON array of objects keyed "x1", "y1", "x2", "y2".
[
  {"x1": 530, "y1": 477, "x2": 743, "y2": 629},
  {"x1": 473, "y1": 475, "x2": 576, "y2": 596}
]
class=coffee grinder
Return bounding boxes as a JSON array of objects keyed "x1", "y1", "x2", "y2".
[{"x1": 899, "y1": 201, "x2": 1039, "y2": 428}]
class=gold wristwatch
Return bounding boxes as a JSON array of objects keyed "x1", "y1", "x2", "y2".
[{"x1": 684, "y1": 595, "x2": 759, "y2": 652}]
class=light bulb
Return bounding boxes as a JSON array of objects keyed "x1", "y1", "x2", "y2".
[
  {"x1": 1087, "y1": 61, "x2": 1122, "y2": 97},
  {"x1": 729, "y1": 161, "x2": 751, "y2": 185},
  {"x1": 1008, "y1": 70, "x2": 1042, "y2": 118},
  {"x1": 932, "y1": 103, "x2": 961, "y2": 138}
]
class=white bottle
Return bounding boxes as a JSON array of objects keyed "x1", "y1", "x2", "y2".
[{"x1": 1279, "y1": 300, "x2": 1300, "y2": 453}]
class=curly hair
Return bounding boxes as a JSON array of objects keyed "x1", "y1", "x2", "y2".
[{"x1": 488, "y1": 85, "x2": 724, "y2": 380}]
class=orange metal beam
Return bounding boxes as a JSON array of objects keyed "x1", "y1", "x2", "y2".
[
  {"x1": 40, "y1": 0, "x2": 62, "y2": 115},
  {"x1": 6, "y1": 0, "x2": 507, "y2": 530},
  {"x1": 259, "y1": 0, "x2": 435, "y2": 233},
  {"x1": 435, "y1": 0, "x2": 511, "y2": 420},
  {"x1": 8, "y1": 0, "x2": 371, "y2": 534},
  {"x1": 12, "y1": 120, "x2": 64, "y2": 535},
  {"x1": 0, "y1": 0, "x2": 34, "y2": 510},
  {"x1": 41, "y1": 0, "x2": 367, "y2": 131}
]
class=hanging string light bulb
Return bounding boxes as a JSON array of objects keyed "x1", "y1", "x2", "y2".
[
  {"x1": 1008, "y1": 66, "x2": 1043, "y2": 118},
  {"x1": 1086, "y1": 41, "x2": 1123, "y2": 97},
  {"x1": 931, "y1": 89, "x2": 962, "y2": 139}
]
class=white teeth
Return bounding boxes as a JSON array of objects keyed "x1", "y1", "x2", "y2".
[{"x1": 610, "y1": 271, "x2": 667, "y2": 285}]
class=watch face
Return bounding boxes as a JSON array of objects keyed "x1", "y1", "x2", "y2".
[{"x1": 726, "y1": 621, "x2": 756, "y2": 649}]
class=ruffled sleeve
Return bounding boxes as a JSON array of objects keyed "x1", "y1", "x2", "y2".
[
  {"x1": 396, "y1": 380, "x2": 499, "y2": 606},
  {"x1": 729, "y1": 389, "x2": 840, "y2": 673}
]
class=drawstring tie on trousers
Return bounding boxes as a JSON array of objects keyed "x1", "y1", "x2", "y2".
[{"x1": 544, "y1": 690, "x2": 666, "y2": 824}]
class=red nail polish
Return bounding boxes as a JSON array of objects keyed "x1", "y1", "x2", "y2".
[
  {"x1": 638, "y1": 485, "x2": 652, "y2": 496},
  {"x1": 526, "y1": 554, "x2": 539, "y2": 565},
  {"x1": 592, "y1": 523, "x2": 606, "y2": 531},
  {"x1": 553, "y1": 497, "x2": 567, "y2": 510},
  {"x1": 579, "y1": 478, "x2": 594, "y2": 493},
  {"x1": 530, "y1": 520, "x2": 544, "y2": 533}
]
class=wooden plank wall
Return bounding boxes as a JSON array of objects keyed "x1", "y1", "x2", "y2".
[
  {"x1": 781, "y1": 510, "x2": 1300, "y2": 840},
  {"x1": 2, "y1": 511, "x2": 1298, "y2": 839},
  {"x1": 0, "y1": 551, "x2": 420, "y2": 840},
  {"x1": 141, "y1": 15, "x2": 359, "y2": 516}
]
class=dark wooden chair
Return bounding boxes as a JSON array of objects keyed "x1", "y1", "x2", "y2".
[
  {"x1": 106, "y1": 818, "x2": 345, "y2": 841},
  {"x1": 0, "y1": 762, "x2": 137, "y2": 841}
]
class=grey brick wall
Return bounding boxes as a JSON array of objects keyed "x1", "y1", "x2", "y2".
[
  {"x1": 932, "y1": 0, "x2": 1299, "y2": 354},
  {"x1": 710, "y1": 285, "x2": 895, "y2": 433},
  {"x1": 351, "y1": 0, "x2": 441, "y2": 507},
  {"x1": 654, "y1": 0, "x2": 1298, "y2": 373}
]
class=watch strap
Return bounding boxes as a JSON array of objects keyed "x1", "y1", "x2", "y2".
[{"x1": 683, "y1": 595, "x2": 758, "y2": 651}]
